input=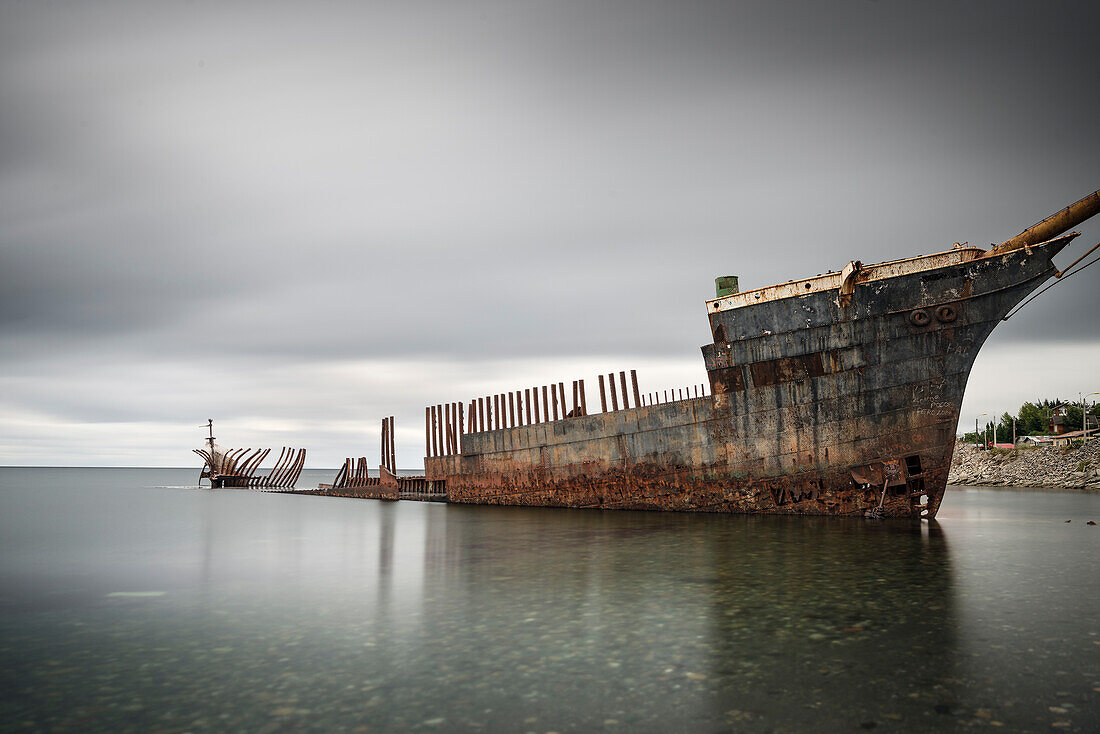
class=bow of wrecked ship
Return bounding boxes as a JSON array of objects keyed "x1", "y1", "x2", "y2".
[{"x1": 423, "y1": 190, "x2": 1100, "y2": 519}]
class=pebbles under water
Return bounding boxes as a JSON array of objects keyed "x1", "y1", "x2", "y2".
[{"x1": 0, "y1": 468, "x2": 1097, "y2": 732}]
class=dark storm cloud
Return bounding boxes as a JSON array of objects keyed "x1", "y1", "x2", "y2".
[{"x1": 1, "y1": 0, "x2": 1097, "y2": 463}]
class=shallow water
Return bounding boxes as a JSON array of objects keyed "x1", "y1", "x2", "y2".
[{"x1": 0, "y1": 468, "x2": 1097, "y2": 732}]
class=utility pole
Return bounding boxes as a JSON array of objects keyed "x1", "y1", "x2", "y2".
[
  {"x1": 976, "y1": 413, "x2": 988, "y2": 449},
  {"x1": 1085, "y1": 392, "x2": 1100, "y2": 442},
  {"x1": 1012, "y1": 418, "x2": 1016, "y2": 445}
]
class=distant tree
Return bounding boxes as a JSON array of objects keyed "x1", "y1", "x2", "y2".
[
  {"x1": 1016, "y1": 402, "x2": 1047, "y2": 435},
  {"x1": 1064, "y1": 405, "x2": 1084, "y2": 431},
  {"x1": 1012, "y1": 398, "x2": 1090, "y2": 436},
  {"x1": 967, "y1": 398, "x2": 1096, "y2": 443}
]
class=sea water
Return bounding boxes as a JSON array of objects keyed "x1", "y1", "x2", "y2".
[{"x1": 0, "y1": 467, "x2": 1097, "y2": 732}]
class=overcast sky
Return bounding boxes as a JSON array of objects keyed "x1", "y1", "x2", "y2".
[{"x1": 2, "y1": 0, "x2": 1098, "y2": 468}]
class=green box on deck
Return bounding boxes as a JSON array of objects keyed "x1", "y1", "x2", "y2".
[{"x1": 715, "y1": 275, "x2": 739, "y2": 298}]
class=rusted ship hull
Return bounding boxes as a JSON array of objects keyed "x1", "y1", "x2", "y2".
[
  {"x1": 427, "y1": 234, "x2": 1077, "y2": 519},
  {"x1": 193, "y1": 422, "x2": 307, "y2": 490}
]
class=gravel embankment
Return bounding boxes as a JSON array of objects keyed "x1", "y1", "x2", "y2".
[{"x1": 948, "y1": 440, "x2": 1100, "y2": 489}]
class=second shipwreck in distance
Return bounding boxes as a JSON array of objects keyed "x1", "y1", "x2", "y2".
[{"x1": 421, "y1": 190, "x2": 1100, "y2": 519}]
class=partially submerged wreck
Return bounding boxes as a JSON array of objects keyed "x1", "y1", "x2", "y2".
[
  {"x1": 320, "y1": 417, "x2": 444, "y2": 501},
  {"x1": 193, "y1": 420, "x2": 305, "y2": 489},
  {"x1": 420, "y1": 190, "x2": 1100, "y2": 519}
]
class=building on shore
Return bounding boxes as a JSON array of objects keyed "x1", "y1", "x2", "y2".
[
  {"x1": 1049, "y1": 403, "x2": 1099, "y2": 435},
  {"x1": 1016, "y1": 435, "x2": 1054, "y2": 446},
  {"x1": 1050, "y1": 429, "x2": 1098, "y2": 448}
]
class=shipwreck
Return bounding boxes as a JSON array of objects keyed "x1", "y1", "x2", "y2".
[
  {"x1": 417, "y1": 189, "x2": 1100, "y2": 519},
  {"x1": 193, "y1": 419, "x2": 306, "y2": 489}
]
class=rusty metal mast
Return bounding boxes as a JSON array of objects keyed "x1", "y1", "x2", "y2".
[{"x1": 991, "y1": 188, "x2": 1100, "y2": 255}]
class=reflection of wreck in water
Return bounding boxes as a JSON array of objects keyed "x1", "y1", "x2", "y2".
[
  {"x1": 420, "y1": 190, "x2": 1100, "y2": 519},
  {"x1": 404, "y1": 506, "x2": 957, "y2": 731},
  {"x1": 696, "y1": 519, "x2": 957, "y2": 727},
  {"x1": 193, "y1": 419, "x2": 305, "y2": 489}
]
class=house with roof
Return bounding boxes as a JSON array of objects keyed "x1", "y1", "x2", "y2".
[
  {"x1": 1016, "y1": 435, "x2": 1054, "y2": 445},
  {"x1": 1049, "y1": 403, "x2": 1099, "y2": 435},
  {"x1": 1050, "y1": 429, "x2": 1097, "y2": 447}
]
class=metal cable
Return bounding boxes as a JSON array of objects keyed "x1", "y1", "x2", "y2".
[{"x1": 1003, "y1": 252, "x2": 1100, "y2": 320}]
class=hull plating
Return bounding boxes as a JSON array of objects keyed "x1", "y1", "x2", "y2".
[{"x1": 427, "y1": 239, "x2": 1071, "y2": 519}]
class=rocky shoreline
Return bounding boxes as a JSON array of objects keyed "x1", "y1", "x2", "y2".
[{"x1": 948, "y1": 440, "x2": 1100, "y2": 490}]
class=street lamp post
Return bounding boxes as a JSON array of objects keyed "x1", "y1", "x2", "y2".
[
  {"x1": 1084, "y1": 392, "x2": 1100, "y2": 441},
  {"x1": 976, "y1": 412, "x2": 988, "y2": 449}
]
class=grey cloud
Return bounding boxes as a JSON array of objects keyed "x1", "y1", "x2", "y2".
[{"x1": 1, "y1": 0, "x2": 1098, "y2": 464}]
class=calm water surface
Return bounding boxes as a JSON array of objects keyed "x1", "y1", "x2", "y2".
[{"x1": 1, "y1": 468, "x2": 1097, "y2": 732}]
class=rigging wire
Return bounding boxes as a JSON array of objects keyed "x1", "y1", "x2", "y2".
[{"x1": 1002, "y1": 250, "x2": 1100, "y2": 320}]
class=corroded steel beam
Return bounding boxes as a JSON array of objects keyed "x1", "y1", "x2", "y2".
[
  {"x1": 457, "y1": 404, "x2": 464, "y2": 453},
  {"x1": 240, "y1": 448, "x2": 270, "y2": 477},
  {"x1": 382, "y1": 417, "x2": 389, "y2": 469},
  {"x1": 266, "y1": 447, "x2": 289, "y2": 484},
  {"x1": 445, "y1": 403, "x2": 453, "y2": 455},
  {"x1": 282, "y1": 449, "x2": 305, "y2": 488},
  {"x1": 435, "y1": 405, "x2": 442, "y2": 453},
  {"x1": 992, "y1": 188, "x2": 1100, "y2": 255}
]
